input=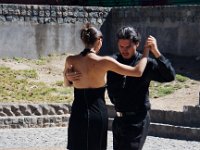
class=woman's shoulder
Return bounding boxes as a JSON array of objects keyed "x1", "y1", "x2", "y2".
[
  {"x1": 100, "y1": 56, "x2": 118, "y2": 64},
  {"x1": 98, "y1": 55, "x2": 114, "y2": 61},
  {"x1": 66, "y1": 54, "x2": 80, "y2": 62}
]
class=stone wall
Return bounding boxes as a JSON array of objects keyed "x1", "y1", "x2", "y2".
[
  {"x1": 2, "y1": 103, "x2": 200, "y2": 129},
  {"x1": 0, "y1": 4, "x2": 111, "y2": 58},
  {"x1": 0, "y1": 103, "x2": 71, "y2": 128},
  {"x1": 0, "y1": 4, "x2": 200, "y2": 58},
  {"x1": 108, "y1": 5, "x2": 200, "y2": 57},
  {"x1": 0, "y1": 115, "x2": 69, "y2": 128},
  {"x1": 0, "y1": 103, "x2": 70, "y2": 116}
]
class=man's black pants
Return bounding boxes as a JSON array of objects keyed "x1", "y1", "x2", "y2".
[{"x1": 112, "y1": 112, "x2": 150, "y2": 150}]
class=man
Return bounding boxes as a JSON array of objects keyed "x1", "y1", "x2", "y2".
[
  {"x1": 65, "y1": 26, "x2": 175, "y2": 150},
  {"x1": 107, "y1": 26, "x2": 175, "y2": 150}
]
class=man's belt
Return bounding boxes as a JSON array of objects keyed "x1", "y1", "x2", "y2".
[{"x1": 116, "y1": 111, "x2": 136, "y2": 117}]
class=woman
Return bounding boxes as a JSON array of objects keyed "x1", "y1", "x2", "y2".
[{"x1": 64, "y1": 23, "x2": 149, "y2": 150}]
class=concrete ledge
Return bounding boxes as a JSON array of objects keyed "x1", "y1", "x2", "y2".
[
  {"x1": 150, "y1": 106, "x2": 200, "y2": 127},
  {"x1": 107, "y1": 104, "x2": 200, "y2": 127},
  {"x1": 108, "y1": 118, "x2": 200, "y2": 141},
  {"x1": 149, "y1": 123, "x2": 200, "y2": 141}
]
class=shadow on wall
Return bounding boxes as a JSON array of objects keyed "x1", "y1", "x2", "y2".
[
  {"x1": 165, "y1": 53, "x2": 200, "y2": 81},
  {"x1": 99, "y1": 8, "x2": 200, "y2": 81},
  {"x1": 35, "y1": 24, "x2": 47, "y2": 58},
  {"x1": 99, "y1": 10, "x2": 113, "y2": 56}
]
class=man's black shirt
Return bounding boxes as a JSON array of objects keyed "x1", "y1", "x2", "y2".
[{"x1": 107, "y1": 52, "x2": 175, "y2": 113}]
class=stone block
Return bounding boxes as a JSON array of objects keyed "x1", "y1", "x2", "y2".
[
  {"x1": 4, "y1": 118, "x2": 12, "y2": 125},
  {"x1": 0, "y1": 15, "x2": 6, "y2": 22},
  {"x1": 24, "y1": 117, "x2": 32, "y2": 124},
  {"x1": 28, "y1": 105, "x2": 42, "y2": 116},
  {"x1": 37, "y1": 117, "x2": 43, "y2": 126},
  {"x1": 0, "y1": 118, "x2": 4, "y2": 125},
  {"x1": 43, "y1": 117, "x2": 50, "y2": 124},
  {"x1": 3, "y1": 107, "x2": 14, "y2": 116}
]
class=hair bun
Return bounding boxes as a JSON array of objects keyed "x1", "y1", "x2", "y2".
[{"x1": 80, "y1": 23, "x2": 102, "y2": 46}]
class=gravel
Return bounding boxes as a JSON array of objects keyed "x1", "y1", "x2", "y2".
[{"x1": 0, "y1": 127, "x2": 200, "y2": 150}]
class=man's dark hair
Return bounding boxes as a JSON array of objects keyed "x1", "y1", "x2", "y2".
[{"x1": 117, "y1": 26, "x2": 141, "y2": 43}]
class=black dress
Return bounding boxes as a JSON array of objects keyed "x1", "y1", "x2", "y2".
[{"x1": 67, "y1": 87, "x2": 108, "y2": 150}]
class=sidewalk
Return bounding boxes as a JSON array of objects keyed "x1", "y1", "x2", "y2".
[{"x1": 1, "y1": 127, "x2": 200, "y2": 150}]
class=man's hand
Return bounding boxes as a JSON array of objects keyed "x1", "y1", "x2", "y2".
[
  {"x1": 146, "y1": 35, "x2": 161, "y2": 58},
  {"x1": 65, "y1": 65, "x2": 82, "y2": 82}
]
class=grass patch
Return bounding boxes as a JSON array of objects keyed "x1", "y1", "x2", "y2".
[
  {"x1": 32, "y1": 57, "x2": 50, "y2": 65},
  {"x1": 176, "y1": 74, "x2": 188, "y2": 82},
  {"x1": 149, "y1": 74, "x2": 189, "y2": 98},
  {"x1": 0, "y1": 66, "x2": 73, "y2": 103},
  {"x1": 18, "y1": 69, "x2": 38, "y2": 78},
  {"x1": 0, "y1": 57, "x2": 191, "y2": 103},
  {"x1": 5, "y1": 56, "x2": 51, "y2": 66}
]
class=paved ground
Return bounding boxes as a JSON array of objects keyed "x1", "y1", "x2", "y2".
[{"x1": 0, "y1": 127, "x2": 200, "y2": 150}]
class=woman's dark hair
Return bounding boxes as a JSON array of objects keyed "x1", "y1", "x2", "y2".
[
  {"x1": 117, "y1": 26, "x2": 141, "y2": 43},
  {"x1": 80, "y1": 23, "x2": 103, "y2": 46}
]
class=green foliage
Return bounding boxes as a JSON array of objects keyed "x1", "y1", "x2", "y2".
[
  {"x1": 175, "y1": 74, "x2": 188, "y2": 82},
  {"x1": 0, "y1": 66, "x2": 73, "y2": 103},
  {"x1": 53, "y1": 81, "x2": 64, "y2": 87},
  {"x1": 33, "y1": 57, "x2": 51, "y2": 65},
  {"x1": 13, "y1": 57, "x2": 27, "y2": 63},
  {"x1": 18, "y1": 69, "x2": 38, "y2": 78},
  {"x1": 149, "y1": 74, "x2": 189, "y2": 98},
  {"x1": 12, "y1": 56, "x2": 51, "y2": 66}
]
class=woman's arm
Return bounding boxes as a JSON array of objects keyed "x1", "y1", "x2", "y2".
[
  {"x1": 104, "y1": 47, "x2": 149, "y2": 77},
  {"x1": 133, "y1": 45, "x2": 149, "y2": 76}
]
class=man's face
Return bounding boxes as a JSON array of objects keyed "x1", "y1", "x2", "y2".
[{"x1": 118, "y1": 39, "x2": 139, "y2": 59}]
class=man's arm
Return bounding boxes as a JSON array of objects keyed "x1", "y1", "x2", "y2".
[
  {"x1": 65, "y1": 65, "x2": 82, "y2": 84},
  {"x1": 147, "y1": 35, "x2": 175, "y2": 82},
  {"x1": 147, "y1": 35, "x2": 161, "y2": 58}
]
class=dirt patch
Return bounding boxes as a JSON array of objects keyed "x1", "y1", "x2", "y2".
[
  {"x1": 150, "y1": 54, "x2": 200, "y2": 111},
  {"x1": 0, "y1": 54, "x2": 199, "y2": 112}
]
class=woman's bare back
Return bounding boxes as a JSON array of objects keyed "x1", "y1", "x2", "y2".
[{"x1": 66, "y1": 53, "x2": 107, "y2": 88}]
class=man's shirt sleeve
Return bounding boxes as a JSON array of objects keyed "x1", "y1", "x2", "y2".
[{"x1": 150, "y1": 55, "x2": 176, "y2": 82}]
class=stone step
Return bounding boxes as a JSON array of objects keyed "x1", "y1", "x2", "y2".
[
  {"x1": 149, "y1": 123, "x2": 200, "y2": 141},
  {"x1": 150, "y1": 106, "x2": 200, "y2": 127},
  {"x1": 107, "y1": 104, "x2": 200, "y2": 127},
  {"x1": 108, "y1": 118, "x2": 200, "y2": 141}
]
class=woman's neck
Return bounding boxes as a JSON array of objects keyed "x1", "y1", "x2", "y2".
[
  {"x1": 89, "y1": 48, "x2": 96, "y2": 53},
  {"x1": 85, "y1": 47, "x2": 96, "y2": 53},
  {"x1": 80, "y1": 48, "x2": 96, "y2": 56}
]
